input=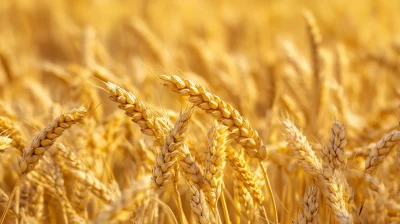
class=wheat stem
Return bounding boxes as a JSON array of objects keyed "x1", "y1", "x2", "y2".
[{"x1": 260, "y1": 162, "x2": 278, "y2": 224}]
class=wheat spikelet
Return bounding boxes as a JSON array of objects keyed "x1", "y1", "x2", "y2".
[
  {"x1": 234, "y1": 172, "x2": 256, "y2": 221},
  {"x1": 365, "y1": 130, "x2": 400, "y2": 174},
  {"x1": 0, "y1": 116, "x2": 25, "y2": 152},
  {"x1": 106, "y1": 82, "x2": 171, "y2": 145},
  {"x1": 15, "y1": 106, "x2": 87, "y2": 176},
  {"x1": 226, "y1": 146, "x2": 264, "y2": 206},
  {"x1": 159, "y1": 74, "x2": 267, "y2": 160},
  {"x1": 282, "y1": 119, "x2": 322, "y2": 176},
  {"x1": 152, "y1": 106, "x2": 193, "y2": 188},
  {"x1": 203, "y1": 122, "x2": 228, "y2": 210}
]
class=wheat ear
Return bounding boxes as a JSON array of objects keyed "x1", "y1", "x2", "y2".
[
  {"x1": 298, "y1": 185, "x2": 319, "y2": 224},
  {"x1": 328, "y1": 120, "x2": 347, "y2": 168},
  {"x1": 282, "y1": 119, "x2": 322, "y2": 176},
  {"x1": 365, "y1": 130, "x2": 400, "y2": 174},
  {"x1": 189, "y1": 184, "x2": 210, "y2": 224},
  {"x1": 234, "y1": 172, "x2": 256, "y2": 221},
  {"x1": 283, "y1": 119, "x2": 352, "y2": 223},
  {"x1": 15, "y1": 106, "x2": 87, "y2": 177},
  {"x1": 321, "y1": 120, "x2": 347, "y2": 176},
  {"x1": 152, "y1": 106, "x2": 193, "y2": 224},
  {"x1": 203, "y1": 122, "x2": 228, "y2": 210},
  {"x1": 226, "y1": 146, "x2": 264, "y2": 207},
  {"x1": 106, "y1": 82, "x2": 171, "y2": 145},
  {"x1": 152, "y1": 106, "x2": 193, "y2": 188},
  {"x1": 317, "y1": 171, "x2": 352, "y2": 223}
]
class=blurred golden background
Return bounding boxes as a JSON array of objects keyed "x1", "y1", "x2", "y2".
[{"x1": 0, "y1": 0, "x2": 399, "y2": 223}]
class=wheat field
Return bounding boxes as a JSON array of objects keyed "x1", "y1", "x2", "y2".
[{"x1": 0, "y1": 0, "x2": 399, "y2": 223}]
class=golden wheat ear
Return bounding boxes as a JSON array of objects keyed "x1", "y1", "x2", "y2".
[{"x1": 104, "y1": 81, "x2": 171, "y2": 145}]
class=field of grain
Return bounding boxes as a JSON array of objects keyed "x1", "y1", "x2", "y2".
[{"x1": 0, "y1": 0, "x2": 399, "y2": 223}]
